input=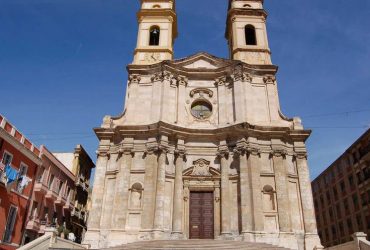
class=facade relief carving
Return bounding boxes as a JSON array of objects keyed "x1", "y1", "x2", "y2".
[
  {"x1": 129, "y1": 74, "x2": 141, "y2": 85},
  {"x1": 183, "y1": 159, "x2": 221, "y2": 178}
]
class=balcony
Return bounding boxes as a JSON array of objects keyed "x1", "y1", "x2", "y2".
[
  {"x1": 34, "y1": 181, "x2": 48, "y2": 195},
  {"x1": 26, "y1": 216, "x2": 41, "y2": 232},
  {"x1": 63, "y1": 199, "x2": 74, "y2": 211},
  {"x1": 55, "y1": 194, "x2": 67, "y2": 206},
  {"x1": 75, "y1": 177, "x2": 88, "y2": 193},
  {"x1": 45, "y1": 189, "x2": 57, "y2": 201}
]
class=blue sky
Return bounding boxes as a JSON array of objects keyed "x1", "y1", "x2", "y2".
[{"x1": 1, "y1": 0, "x2": 369, "y2": 180}]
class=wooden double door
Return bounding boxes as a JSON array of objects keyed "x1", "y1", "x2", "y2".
[{"x1": 189, "y1": 192, "x2": 214, "y2": 239}]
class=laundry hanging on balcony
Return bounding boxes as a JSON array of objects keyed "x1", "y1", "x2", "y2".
[
  {"x1": 18, "y1": 175, "x2": 31, "y2": 192},
  {"x1": 4, "y1": 165, "x2": 19, "y2": 192}
]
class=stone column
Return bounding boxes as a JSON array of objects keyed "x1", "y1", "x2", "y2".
[
  {"x1": 272, "y1": 150, "x2": 291, "y2": 232},
  {"x1": 218, "y1": 149, "x2": 231, "y2": 236},
  {"x1": 235, "y1": 147, "x2": 253, "y2": 239},
  {"x1": 153, "y1": 149, "x2": 168, "y2": 233},
  {"x1": 214, "y1": 185, "x2": 221, "y2": 237},
  {"x1": 88, "y1": 151, "x2": 109, "y2": 229},
  {"x1": 141, "y1": 146, "x2": 158, "y2": 231},
  {"x1": 172, "y1": 151, "x2": 185, "y2": 238},
  {"x1": 247, "y1": 147, "x2": 264, "y2": 232},
  {"x1": 295, "y1": 152, "x2": 318, "y2": 234},
  {"x1": 112, "y1": 148, "x2": 133, "y2": 229},
  {"x1": 176, "y1": 76, "x2": 187, "y2": 125}
]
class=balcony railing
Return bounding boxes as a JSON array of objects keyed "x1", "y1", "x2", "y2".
[{"x1": 26, "y1": 215, "x2": 41, "y2": 232}]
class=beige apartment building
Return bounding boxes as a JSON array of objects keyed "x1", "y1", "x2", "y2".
[
  {"x1": 312, "y1": 129, "x2": 370, "y2": 247},
  {"x1": 84, "y1": 1, "x2": 322, "y2": 249},
  {"x1": 54, "y1": 145, "x2": 95, "y2": 243}
]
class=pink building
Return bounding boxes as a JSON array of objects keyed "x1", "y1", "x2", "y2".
[{"x1": 23, "y1": 145, "x2": 76, "y2": 244}]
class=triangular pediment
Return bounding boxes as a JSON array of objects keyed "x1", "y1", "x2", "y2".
[
  {"x1": 183, "y1": 59, "x2": 218, "y2": 69},
  {"x1": 172, "y1": 52, "x2": 232, "y2": 70}
]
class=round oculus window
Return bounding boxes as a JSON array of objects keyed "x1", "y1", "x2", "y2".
[{"x1": 191, "y1": 100, "x2": 212, "y2": 119}]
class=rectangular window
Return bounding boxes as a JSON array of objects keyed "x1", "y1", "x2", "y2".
[
  {"x1": 340, "y1": 181, "x2": 346, "y2": 193},
  {"x1": 357, "y1": 172, "x2": 363, "y2": 184},
  {"x1": 329, "y1": 207, "x2": 334, "y2": 220},
  {"x1": 357, "y1": 214, "x2": 363, "y2": 230},
  {"x1": 48, "y1": 175, "x2": 54, "y2": 190},
  {"x1": 361, "y1": 193, "x2": 367, "y2": 206},
  {"x1": 1, "y1": 151, "x2": 13, "y2": 181},
  {"x1": 3, "y1": 205, "x2": 17, "y2": 243},
  {"x1": 352, "y1": 194, "x2": 359, "y2": 210},
  {"x1": 37, "y1": 167, "x2": 45, "y2": 183},
  {"x1": 339, "y1": 221, "x2": 344, "y2": 236},
  {"x1": 58, "y1": 181, "x2": 63, "y2": 195},
  {"x1": 347, "y1": 218, "x2": 353, "y2": 234},
  {"x1": 336, "y1": 204, "x2": 342, "y2": 218},
  {"x1": 348, "y1": 175, "x2": 355, "y2": 189},
  {"x1": 1, "y1": 151, "x2": 13, "y2": 165},
  {"x1": 32, "y1": 201, "x2": 38, "y2": 218},
  {"x1": 333, "y1": 187, "x2": 338, "y2": 201},
  {"x1": 344, "y1": 198, "x2": 349, "y2": 213}
]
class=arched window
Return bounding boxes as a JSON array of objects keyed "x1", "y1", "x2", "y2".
[
  {"x1": 152, "y1": 4, "x2": 161, "y2": 8},
  {"x1": 149, "y1": 26, "x2": 160, "y2": 46},
  {"x1": 245, "y1": 25, "x2": 257, "y2": 45},
  {"x1": 243, "y1": 4, "x2": 251, "y2": 8}
]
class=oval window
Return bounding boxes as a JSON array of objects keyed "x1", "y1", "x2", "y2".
[{"x1": 191, "y1": 100, "x2": 212, "y2": 119}]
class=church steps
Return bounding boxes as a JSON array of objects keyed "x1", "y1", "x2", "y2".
[{"x1": 103, "y1": 240, "x2": 291, "y2": 250}]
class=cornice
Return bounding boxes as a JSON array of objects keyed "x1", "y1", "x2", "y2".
[
  {"x1": 94, "y1": 121, "x2": 311, "y2": 143},
  {"x1": 127, "y1": 53, "x2": 278, "y2": 80},
  {"x1": 0, "y1": 129, "x2": 42, "y2": 165}
]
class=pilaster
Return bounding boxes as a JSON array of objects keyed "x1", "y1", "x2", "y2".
[
  {"x1": 111, "y1": 140, "x2": 134, "y2": 229},
  {"x1": 153, "y1": 136, "x2": 170, "y2": 235},
  {"x1": 176, "y1": 76, "x2": 188, "y2": 125},
  {"x1": 141, "y1": 139, "x2": 159, "y2": 231},
  {"x1": 271, "y1": 149, "x2": 292, "y2": 233},
  {"x1": 171, "y1": 141, "x2": 186, "y2": 238},
  {"x1": 87, "y1": 149, "x2": 109, "y2": 229},
  {"x1": 218, "y1": 142, "x2": 231, "y2": 236}
]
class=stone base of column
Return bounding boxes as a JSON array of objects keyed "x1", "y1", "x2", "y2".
[
  {"x1": 138, "y1": 230, "x2": 155, "y2": 241},
  {"x1": 218, "y1": 232, "x2": 234, "y2": 240},
  {"x1": 170, "y1": 231, "x2": 184, "y2": 240},
  {"x1": 152, "y1": 229, "x2": 165, "y2": 240},
  {"x1": 241, "y1": 232, "x2": 255, "y2": 242},
  {"x1": 304, "y1": 233, "x2": 323, "y2": 250}
]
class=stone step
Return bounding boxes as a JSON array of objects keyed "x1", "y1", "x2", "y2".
[{"x1": 103, "y1": 240, "x2": 291, "y2": 250}]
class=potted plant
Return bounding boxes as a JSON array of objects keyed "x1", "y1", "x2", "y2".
[
  {"x1": 63, "y1": 228, "x2": 71, "y2": 239},
  {"x1": 57, "y1": 225, "x2": 65, "y2": 238}
]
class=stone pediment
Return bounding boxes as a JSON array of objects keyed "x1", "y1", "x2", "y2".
[
  {"x1": 183, "y1": 59, "x2": 218, "y2": 69},
  {"x1": 183, "y1": 158, "x2": 221, "y2": 177},
  {"x1": 172, "y1": 52, "x2": 231, "y2": 70}
]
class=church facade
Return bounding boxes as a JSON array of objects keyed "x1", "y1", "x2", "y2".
[{"x1": 83, "y1": 1, "x2": 322, "y2": 249}]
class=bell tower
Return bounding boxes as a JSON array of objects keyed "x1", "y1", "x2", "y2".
[
  {"x1": 225, "y1": 0, "x2": 272, "y2": 65},
  {"x1": 133, "y1": 0, "x2": 178, "y2": 65}
]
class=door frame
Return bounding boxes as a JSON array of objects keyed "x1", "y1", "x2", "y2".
[{"x1": 183, "y1": 179, "x2": 221, "y2": 239}]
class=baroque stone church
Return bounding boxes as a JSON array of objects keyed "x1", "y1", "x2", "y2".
[{"x1": 84, "y1": 0, "x2": 322, "y2": 249}]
